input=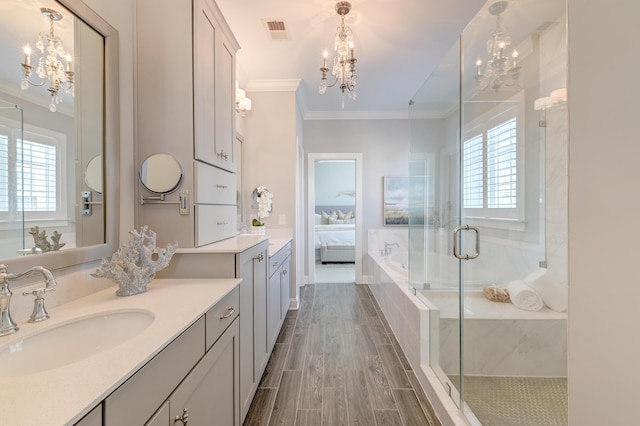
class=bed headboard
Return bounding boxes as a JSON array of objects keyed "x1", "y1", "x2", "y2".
[{"x1": 314, "y1": 205, "x2": 356, "y2": 215}]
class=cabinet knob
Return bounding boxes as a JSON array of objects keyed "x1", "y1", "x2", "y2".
[
  {"x1": 254, "y1": 253, "x2": 264, "y2": 262},
  {"x1": 174, "y1": 408, "x2": 189, "y2": 425}
]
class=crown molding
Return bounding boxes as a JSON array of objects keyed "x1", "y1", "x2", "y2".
[
  {"x1": 0, "y1": 81, "x2": 74, "y2": 117},
  {"x1": 246, "y1": 79, "x2": 301, "y2": 92},
  {"x1": 303, "y1": 110, "x2": 411, "y2": 120}
]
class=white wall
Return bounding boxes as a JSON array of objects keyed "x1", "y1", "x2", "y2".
[
  {"x1": 568, "y1": 1, "x2": 640, "y2": 424},
  {"x1": 314, "y1": 160, "x2": 356, "y2": 207},
  {"x1": 244, "y1": 88, "x2": 301, "y2": 305},
  {"x1": 304, "y1": 119, "x2": 410, "y2": 276}
]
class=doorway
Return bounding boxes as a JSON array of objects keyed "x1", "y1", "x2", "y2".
[{"x1": 307, "y1": 153, "x2": 362, "y2": 284}]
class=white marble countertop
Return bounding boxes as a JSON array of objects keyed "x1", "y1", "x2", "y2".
[
  {"x1": 175, "y1": 234, "x2": 268, "y2": 254},
  {"x1": 0, "y1": 278, "x2": 241, "y2": 425},
  {"x1": 268, "y1": 236, "x2": 292, "y2": 257},
  {"x1": 171, "y1": 234, "x2": 291, "y2": 257}
]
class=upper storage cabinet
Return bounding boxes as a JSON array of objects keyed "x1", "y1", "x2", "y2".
[
  {"x1": 135, "y1": 0, "x2": 239, "y2": 247},
  {"x1": 194, "y1": 0, "x2": 236, "y2": 172}
]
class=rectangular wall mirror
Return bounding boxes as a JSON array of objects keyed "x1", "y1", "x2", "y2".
[{"x1": 0, "y1": 0, "x2": 119, "y2": 274}]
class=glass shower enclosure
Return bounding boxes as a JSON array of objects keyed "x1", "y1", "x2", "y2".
[
  {"x1": 0, "y1": 100, "x2": 25, "y2": 258},
  {"x1": 409, "y1": 0, "x2": 568, "y2": 424}
]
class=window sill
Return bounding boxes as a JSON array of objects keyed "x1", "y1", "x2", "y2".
[{"x1": 464, "y1": 216, "x2": 526, "y2": 232}]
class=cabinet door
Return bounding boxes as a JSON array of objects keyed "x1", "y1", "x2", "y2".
[
  {"x1": 145, "y1": 401, "x2": 169, "y2": 426},
  {"x1": 170, "y1": 319, "x2": 240, "y2": 426},
  {"x1": 252, "y1": 243, "x2": 269, "y2": 381},
  {"x1": 74, "y1": 404, "x2": 102, "y2": 426},
  {"x1": 267, "y1": 267, "x2": 281, "y2": 352},
  {"x1": 193, "y1": 0, "x2": 217, "y2": 166},
  {"x1": 280, "y1": 255, "x2": 291, "y2": 320},
  {"x1": 237, "y1": 241, "x2": 268, "y2": 421},
  {"x1": 214, "y1": 33, "x2": 236, "y2": 172}
]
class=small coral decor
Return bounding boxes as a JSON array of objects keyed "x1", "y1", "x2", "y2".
[
  {"x1": 91, "y1": 226, "x2": 177, "y2": 296},
  {"x1": 482, "y1": 285, "x2": 510, "y2": 303}
]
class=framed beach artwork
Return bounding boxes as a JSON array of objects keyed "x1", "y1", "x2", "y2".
[{"x1": 383, "y1": 176, "x2": 410, "y2": 226}]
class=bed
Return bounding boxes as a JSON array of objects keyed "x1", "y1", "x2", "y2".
[{"x1": 314, "y1": 207, "x2": 356, "y2": 263}]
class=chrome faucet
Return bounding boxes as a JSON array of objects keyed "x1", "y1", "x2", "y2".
[
  {"x1": 0, "y1": 264, "x2": 58, "y2": 335},
  {"x1": 383, "y1": 242, "x2": 400, "y2": 255}
]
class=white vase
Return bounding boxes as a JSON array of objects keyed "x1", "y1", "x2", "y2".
[{"x1": 251, "y1": 225, "x2": 266, "y2": 235}]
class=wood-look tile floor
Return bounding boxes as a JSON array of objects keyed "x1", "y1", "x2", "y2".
[{"x1": 244, "y1": 283, "x2": 441, "y2": 426}]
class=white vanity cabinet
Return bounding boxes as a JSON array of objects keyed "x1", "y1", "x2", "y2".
[
  {"x1": 194, "y1": 0, "x2": 236, "y2": 172},
  {"x1": 237, "y1": 242, "x2": 270, "y2": 420},
  {"x1": 135, "y1": 0, "x2": 239, "y2": 248},
  {"x1": 152, "y1": 238, "x2": 271, "y2": 423},
  {"x1": 75, "y1": 405, "x2": 102, "y2": 426},
  {"x1": 146, "y1": 319, "x2": 240, "y2": 426},
  {"x1": 267, "y1": 241, "x2": 292, "y2": 351},
  {"x1": 102, "y1": 286, "x2": 240, "y2": 426}
]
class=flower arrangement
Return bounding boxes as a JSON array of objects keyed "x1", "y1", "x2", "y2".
[{"x1": 252, "y1": 186, "x2": 273, "y2": 227}]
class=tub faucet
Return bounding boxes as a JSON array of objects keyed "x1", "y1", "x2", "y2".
[
  {"x1": 384, "y1": 242, "x2": 400, "y2": 255},
  {"x1": 0, "y1": 264, "x2": 58, "y2": 335}
]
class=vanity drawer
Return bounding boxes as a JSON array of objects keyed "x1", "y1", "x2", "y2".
[
  {"x1": 269, "y1": 242, "x2": 292, "y2": 278},
  {"x1": 195, "y1": 204, "x2": 237, "y2": 245},
  {"x1": 195, "y1": 161, "x2": 236, "y2": 205},
  {"x1": 206, "y1": 285, "x2": 240, "y2": 351},
  {"x1": 104, "y1": 317, "x2": 205, "y2": 425}
]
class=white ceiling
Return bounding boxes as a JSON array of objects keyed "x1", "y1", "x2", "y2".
[{"x1": 216, "y1": 0, "x2": 487, "y2": 118}]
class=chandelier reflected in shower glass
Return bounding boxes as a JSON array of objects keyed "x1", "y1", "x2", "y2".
[
  {"x1": 474, "y1": 1, "x2": 520, "y2": 92},
  {"x1": 20, "y1": 8, "x2": 75, "y2": 113},
  {"x1": 319, "y1": 1, "x2": 357, "y2": 108}
]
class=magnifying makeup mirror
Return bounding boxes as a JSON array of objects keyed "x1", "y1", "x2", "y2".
[
  {"x1": 85, "y1": 155, "x2": 103, "y2": 193},
  {"x1": 139, "y1": 153, "x2": 183, "y2": 194}
]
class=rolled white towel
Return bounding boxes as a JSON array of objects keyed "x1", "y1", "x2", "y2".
[
  {"x1": 524, "y1": 268, "x2": 567, "y2": 312},
  {"x1": 507, "y1": 280, "x2": 544, "y2": 312}
]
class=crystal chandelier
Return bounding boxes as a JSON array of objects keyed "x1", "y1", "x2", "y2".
[
  {"x1": 474, "y1": 1, "x2": 520, "y2": 92},
  {"x1": 20, "y1": 8, "x2": 75, "y2": 113},
  {"x1": 319, "y1": 1, "x2": 358, "y2": 108}
]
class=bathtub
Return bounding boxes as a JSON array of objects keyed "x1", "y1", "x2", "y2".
[{"x1": 367, "y1": 250, "x2": 467, "y2": 425}]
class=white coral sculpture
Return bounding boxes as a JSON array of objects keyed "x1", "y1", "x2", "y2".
[{"x1": 91, "y1": 226, "x2": 177, "y2": 297}]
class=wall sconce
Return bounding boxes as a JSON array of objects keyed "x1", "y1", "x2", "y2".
[{"x1": 235, "y1": 82, "x2": 252, "y2": 116}]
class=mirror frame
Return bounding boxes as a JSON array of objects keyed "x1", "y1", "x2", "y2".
[{"x1": 2, "y1": 0, "x2": 119, "y2": 273}]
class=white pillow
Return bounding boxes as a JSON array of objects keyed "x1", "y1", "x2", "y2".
[
  {"x1": 321, "y1": 210, "x2": 337, "y2": 224},
  {"x1": 314, "y1": 213, "x2": 322, "y2": 225}
]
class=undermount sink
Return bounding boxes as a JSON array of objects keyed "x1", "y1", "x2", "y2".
[{"x1": 0, "y1": 309, "x2": 155, "y2": 377}]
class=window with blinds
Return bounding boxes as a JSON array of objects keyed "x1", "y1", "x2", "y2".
[
  {"x1": 0, "y1": 135, "x2": 8, "y2": 212},
  {"x1": 0, "y1": 125, "x2": 65, "y2": 221},
  {"x1": 18, "y1": 140, "x2": 57, "y2": 212},
  {"x1": 463, "y1": 115, "x2": 521, "y2": 221}
]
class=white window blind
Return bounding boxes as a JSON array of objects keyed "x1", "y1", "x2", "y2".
[
  {"x1": 463, "y1": 133, "x2": 484, "y2": 209},
  {"x1": 0, "y1": 124, "x2": 66, "y2": 222},
  {"x1": 18, "y1": 140, "x2": 57, "y2": 212},
  {"x1": 487, "y1": 118, "x2": 517, "y2": 209},
  {"x1": 0, "y1": 135, "x2": 8, "y2": 212},
  {"x1": 463, "y1": 115, "x2": 521, "y2": 222}
]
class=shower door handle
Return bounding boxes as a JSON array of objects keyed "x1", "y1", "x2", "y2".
[{"x1": 453, "y1": 225, "x2": 480, "y2": 260}]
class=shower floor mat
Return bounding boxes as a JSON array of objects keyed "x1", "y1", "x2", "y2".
[{"x1": 449, "y1": 375, "x2": 567, "y2": 425}]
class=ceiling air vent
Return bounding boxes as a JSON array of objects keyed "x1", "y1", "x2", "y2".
[{"x1": 263, "y1": 19, "x2": 289, "y2": 40}]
